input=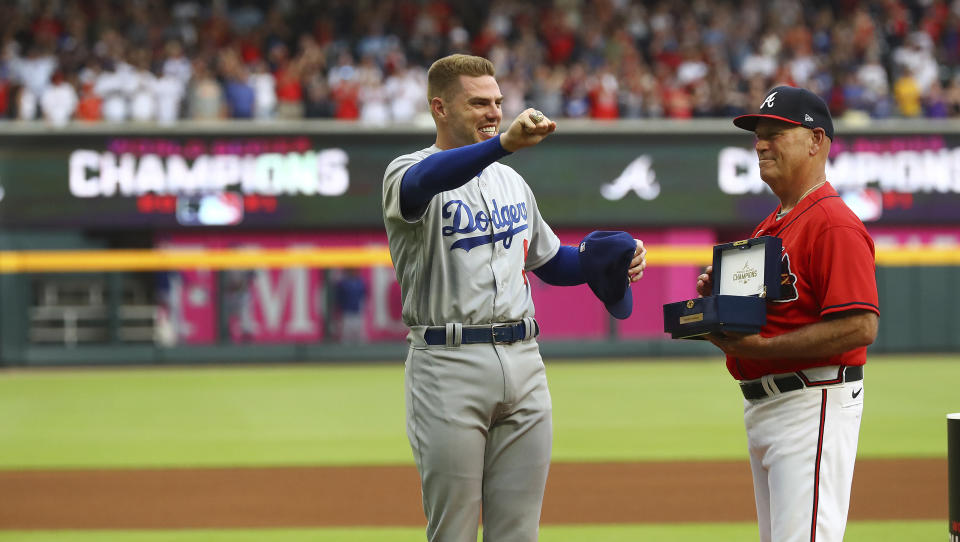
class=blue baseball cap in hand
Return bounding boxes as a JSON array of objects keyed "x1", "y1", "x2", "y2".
[{"x1": 578, "y1": 231, "x2": 635, "y2": 320}]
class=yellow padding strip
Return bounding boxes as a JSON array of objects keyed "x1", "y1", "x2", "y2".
[
  {"x1": 0, "y1": 244, "x2": 957, "y2": 273},
  {"x1": 0, "y1": 247, "x2": 394, "y2": 273}
]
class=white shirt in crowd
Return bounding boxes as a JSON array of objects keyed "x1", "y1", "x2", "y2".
[
  {"x1": 18, "y1": 88, "x2": 37, "y2": 121},
  {"x1": 359, "y1": 82, "x2": 390, "y2": 125},
  {"x1": 95, "y1": 63, "x2": 137, "y2": 122},
  {"x1": 154, "y1": 73, "x2": 184, "y2": 124},
  {"x1": 130, "y1": 69, "x2": 157, "y2": 122},
  {"x1": 249, "y1": 70, "x2": 276, "y2": 119},
  {"x1": 163, "y1": 54, "x2": 193, "y2": 87},
  {"x1": 893, "y1": 35, "x2": 939, "y2": 93},
  {"x1": 40, "y1": 81, "x2": 78, "y2": 126},
  {"x1": 14, "y1": 53, "x2": 57, "y2": 99},
  {"x1": 384, "y1": 67, "x2": 426, "y2": 122},
  {"x1": 740, "y1": 52, "x2": 777, "y2": 79}
]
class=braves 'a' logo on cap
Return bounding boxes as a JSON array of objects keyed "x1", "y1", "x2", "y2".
[{"x1": 761, "y1": 91, "x2": 778, "y2": 109}]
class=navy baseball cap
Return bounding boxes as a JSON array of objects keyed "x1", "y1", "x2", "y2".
[
  {"x1": 733, "y1": 86, "x2": 834, "y2": 140},
  {"x1": 578, "y1": 231, "x2": 635, "y2": 320}
]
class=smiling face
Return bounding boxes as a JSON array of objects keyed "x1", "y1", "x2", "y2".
[
  {"x1": 753, "y1": 117, "x2": 816, "y2": 188},
  {"x1": 434, "y1": 75, "x2": 503, "y2": 149}
]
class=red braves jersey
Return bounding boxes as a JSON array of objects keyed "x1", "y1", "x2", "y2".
[{"x1": 726, "y1": 182, "x2": 880, "y2": 380}]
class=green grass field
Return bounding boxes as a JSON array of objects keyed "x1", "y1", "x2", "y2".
[
  {"x1": 0, "y1": 354, "x2": 955, "y2": 541},
  {"x1": 0, "y1": 354, "x2": 954, "y2": 468}
]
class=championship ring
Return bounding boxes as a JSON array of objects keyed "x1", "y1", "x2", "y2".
[
  {"x1": 663, "y1": 236, "x2": 783, "y2": 339},
  {"x1": 530, "y1": 110, "x2": 544, "y2": 123}
]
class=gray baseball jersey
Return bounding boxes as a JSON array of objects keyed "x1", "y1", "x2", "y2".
[
  {"x1": 383, "y1": 145, "x2": 561, "y2": 327},
  {"x1": 382, "y1": 144, "x2": 560, "y2": 542}
]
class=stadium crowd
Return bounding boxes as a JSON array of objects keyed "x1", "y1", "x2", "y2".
[{"x1": 3, "y1": 0, "x2": 960, "y2": 126}]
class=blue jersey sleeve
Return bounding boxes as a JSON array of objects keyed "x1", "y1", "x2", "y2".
[
  {"x1": 399, "y1": 135, "x2": 511, "y2": 218},
  {"x1": 532, "y1": 245, "x2": 586, "y2": 286}
]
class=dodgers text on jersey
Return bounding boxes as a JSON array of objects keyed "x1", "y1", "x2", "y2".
[{"x1": 442, "y1": 199, "x2": 529, "y2": 252}]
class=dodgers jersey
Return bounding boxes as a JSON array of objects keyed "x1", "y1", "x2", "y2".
[
  {"x1": 726, "y1": 182, "x2": 880, "y2": 380},
  {"x1": 383, "y1": 145, "x2": 561, "y2": 327}
]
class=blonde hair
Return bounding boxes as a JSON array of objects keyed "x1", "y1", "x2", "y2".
[{"x1": 426, "y1": 54, "x2": 496, "y2": 103}]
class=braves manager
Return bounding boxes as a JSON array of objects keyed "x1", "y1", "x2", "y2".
[
  {"x1": 382, "y1": 54, "x2": 645, "y2": 542},
  {"x1": 697, "y1": 86, "x2": 879, "y2": 541}
]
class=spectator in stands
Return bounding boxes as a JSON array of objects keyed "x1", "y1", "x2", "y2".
[
  {"x1": 223, "y1": 62, "x2": 255, "y2": 119},
  {"x1": 303, "y1": 66, "x2": 335, "y2": 118},
  {"x1": 75, "y1": 80, "x2": 102, "y2": 121},
  {"x1": 947, "y1": 75, "x2": 960, "y2": 116},
  {"x1": 249, "y1": 59, "x2": 276, "y2": 119},
  {"x1": 3, "y1": 0, "x2": 960, "y2": 123},
  {"x1": 162, "y1": 40, "x2": 193, "y2": 88},
  {"x1": 39, "y1": 70, "x2": 77, "y2": 126},
  {"x1": 186, "y1": 58, "x2": 225, "y2": 119},
  {"x1": 893, "y1": 31, "x2": 939, "y2": 94},
  {"x1": 154, "y1": 65, "x2": 185, "y2": 125},
  {"x1": 16, "y1": 84, "x2": 37, "y2": 121},
  {"x1": 923, "y1": 79, "x2": 949, "y2": 118},
  {"x1": 334, "y1": 269, "x2": 368, "y2": 344},
  {"x1": 13, "y1": 43, "x2": 57, "y2": 106},
  {"x1": 271, "y1": 43, "x2": 304, "y2": 119},
  {"x1": 224, "y1": 268, "x2": 257, "y2": 343},
  {"x1": 894, "y1": 66, "x2": 923, "y2": 117},
  {"x1": 129, "y1": 49, "x2": 157, "y2": 122},
  {"x1": 94, "y1": 60, "x2": 132, "y2": 122},
  {"x1": 384, "y1": 59, "x2": 427, "y2": 122}
]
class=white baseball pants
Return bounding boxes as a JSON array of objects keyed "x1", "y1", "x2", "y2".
[{"x1": 743, "y1": 368, "x2": 864, "y2": 542}]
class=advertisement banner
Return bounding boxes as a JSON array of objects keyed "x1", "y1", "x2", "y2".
[
  {"x1": 156, "y1": 228, "x2": 716, "y2": 345},
  {"x1": 3, "y1": 127, "x2": 960, "y2": 229}
]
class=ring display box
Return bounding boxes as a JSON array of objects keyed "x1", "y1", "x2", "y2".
[{"x1": 663, "y1": 236, "x2": 782, "y2": 339}]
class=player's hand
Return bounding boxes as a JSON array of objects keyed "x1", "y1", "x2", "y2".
[
  {"x1": 628, "y1": 239, "x2": 646, "y2": 282},
  {"x1": 500, "y1": 108, "x2": 557, "y2": 152},
  {"x1": 696, "y1": 265, "x2": 713, "y2": 297},
  {"x1": 705, "y1": 331, "x2": 765, "y2": 357}
]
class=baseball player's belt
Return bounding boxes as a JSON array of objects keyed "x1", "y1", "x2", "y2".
[
  {"x1": 740, "y1": 365, "x2": 863, "y2": 400},
  {"x1": 424, "y1": 319, "x2": 539, "y2": 346}
]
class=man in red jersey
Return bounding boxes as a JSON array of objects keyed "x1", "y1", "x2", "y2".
[{"x1": 696, "y1": 86, "x2": 879, "y2": 542}]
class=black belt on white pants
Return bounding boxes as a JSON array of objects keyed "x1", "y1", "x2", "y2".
[
  {"x1": 740, "y1": 365, "x2": 863, "y2": 400},
  {"x1": 423, "y1": 318, "x2": 539, "y2": 346}
]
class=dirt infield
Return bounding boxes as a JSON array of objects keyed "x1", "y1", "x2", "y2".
[{"x1": 0, "y1": 458, "x2": 944, "y2": 529}]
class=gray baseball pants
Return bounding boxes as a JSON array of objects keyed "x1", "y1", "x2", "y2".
[{"x1": 404, "y1": 328, "x2": 552, "y2": 542}]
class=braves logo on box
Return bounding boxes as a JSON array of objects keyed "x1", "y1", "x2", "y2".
[{"x1": 442, "y1": 198, "x2": 529, "y2": 252}]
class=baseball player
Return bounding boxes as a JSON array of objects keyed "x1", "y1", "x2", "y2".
[
  {"x1": 382, "y1": 54, "x2": 646, "y2": 542},
  {"x1": 697, "y1": 86, "x2": 879, "y2": 542}
]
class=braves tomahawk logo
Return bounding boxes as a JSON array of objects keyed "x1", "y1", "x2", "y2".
[
  {"x1": 773, "y1": 249, "x2": 799, "y2": 303},
  {"x1": 442, "y1": 199, "x2": 529, "y2": 252}
]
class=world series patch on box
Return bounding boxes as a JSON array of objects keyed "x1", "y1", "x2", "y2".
[{"x1": 663, "y1": 236, "x2": 782, "y2": 339}]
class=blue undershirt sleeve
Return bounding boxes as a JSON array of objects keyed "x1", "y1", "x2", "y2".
[
  {"x1": 532, "y1": 245, "x2": 586, "y2": 286},
  {"x1": 400, "y1": 135, "x2": 511, "y2": 218}
]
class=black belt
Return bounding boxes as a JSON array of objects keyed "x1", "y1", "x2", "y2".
[
  {"x1": 740, "y1": 365, "x2": 863, "y2": 400},
  {"x1": 424, "y1": 321, "x2": 538, "y2": 346}
]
